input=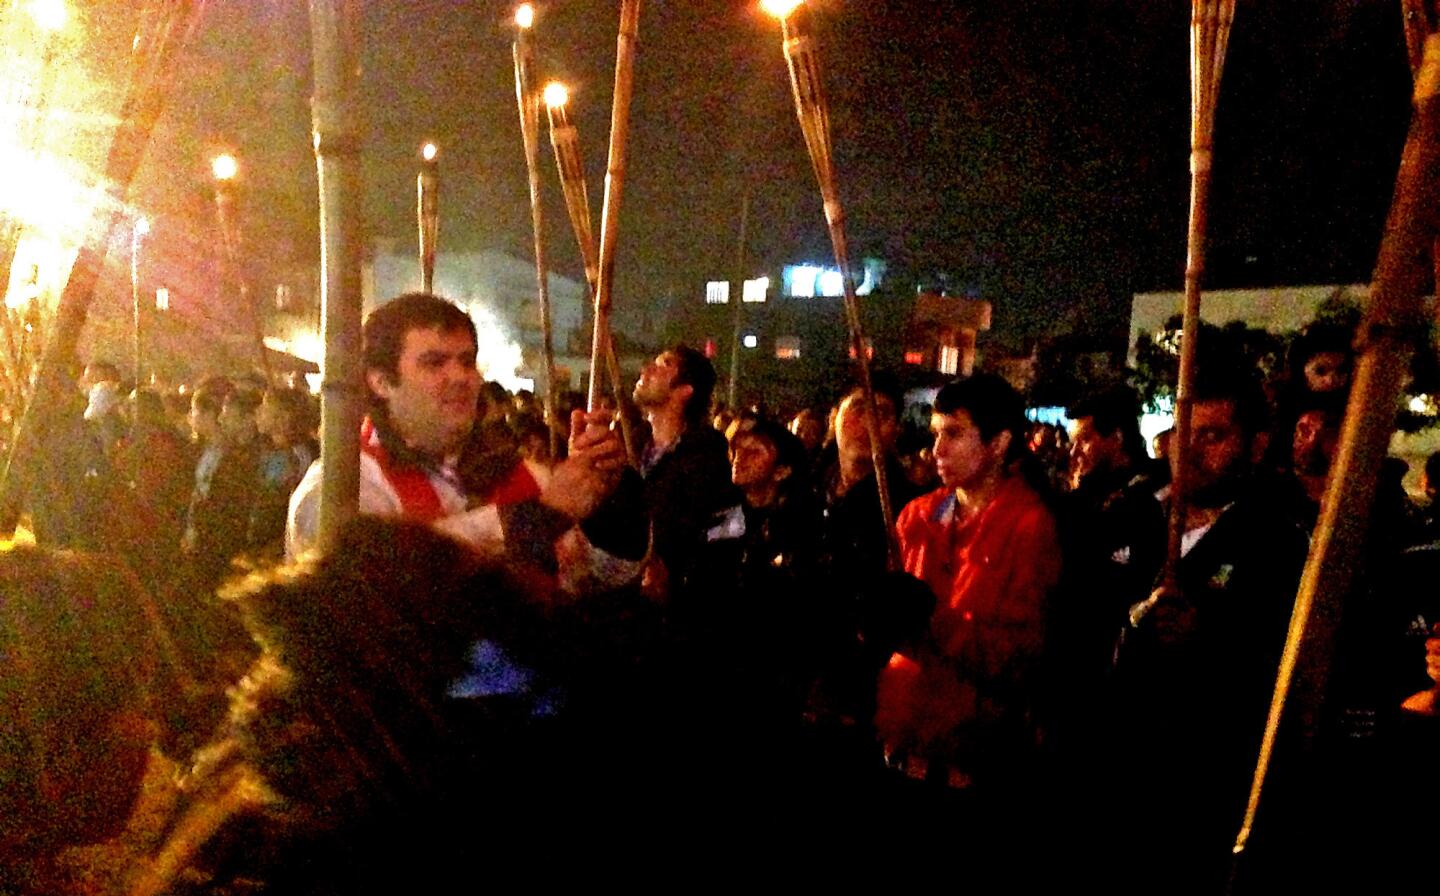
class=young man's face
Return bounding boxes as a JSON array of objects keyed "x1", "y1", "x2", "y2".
[
  {"x1": 367, "y1": 326, "x2": 481, "y2": 456},
  {"x1": 1292, "y1": 409, "x2": 1340, "y2": 478},
  {"x1": 835, "y1": 392, "x2": 897, "y2": 463},
  {"x1": 931, "y1": 408, "x2": 1007, "y2": 493},
  {"x1": 731, "y1": 432, "x2": 780, "y2": 490},
  {"x1": 219, "y1": 400, "x2": 258, "y2": 445},
  {"x1": 1183, "y1": 399, "x2": 1249, "y2": 505},
  {"x1": 1069, "y1": 416, "x2": 1125, "y2": 483},
  {"x1": 189, "y1": 400, "x2": 220, "y2": 443},
  {"x1": 633, "y1": 351, "x2": 688, "y2": 412}
]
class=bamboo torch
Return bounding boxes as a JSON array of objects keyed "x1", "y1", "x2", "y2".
[
  {"x1": 1161, "y1": 0, "x2": 1236, "y2": 592},
  {"x1": 512, "y1": 4, "x2": 560, "y2": 457},
  {"x1": 761, "y1": 0, "x2": 897, "y2": 568},
  {"x1": 1400, "y1": 0, "x2": 1440, "y2": 720},
  {"x1": 543, "y1": 81, "x2": 638, "y2": 463},
  {"x1": 418, "y1": 141, "x2": 438, "y2": 294},
  {"x1": 588, "y1": 0, "x2": 641, "y2": 414},
  {"x1": 1230, "y1": 27, "x2": 1440, "y2": 869},
  {"x1": 308, "y1": 0, "x2": 366, "y2": 553},
  {"x1": 1, "y1": 0, "x2": 205, "y2": 517}
]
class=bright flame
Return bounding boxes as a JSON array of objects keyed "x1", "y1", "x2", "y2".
[
  {"x1": 133, "y1": 215, "x2": 150, "y2": 237},
  {"x1": 514, "y1": 3, "x2": 535, "y2": 29},
  {"x1": 211, "y1": 153, "x2": 238, "y2": 181},
  {"x1": 542, "y1": 82, "x2": 569, "y2": 109},
  {"x1": 759, "y1": 0, "x2": 803, "y2": 19},
  {"x1": 464, "y1": 303, "x2": 528, "y2": 393},
  {"x1": 421, "y1": 142, "x2": 438, "y2": 161},
  {"x1": 27, "y1": 0, "x2": 68, "y2": 33}
]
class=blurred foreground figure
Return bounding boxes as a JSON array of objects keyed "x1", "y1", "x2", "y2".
[{"x1": 0, "y1": 549, "x2": 159, "y2": 892}]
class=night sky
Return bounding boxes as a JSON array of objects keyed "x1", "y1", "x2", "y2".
[{"x1": 97, "y1": 1, "x2": 1414, "y2": 351}]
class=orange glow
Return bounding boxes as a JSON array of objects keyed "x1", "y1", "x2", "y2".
[
  {"x1": 211, "y1": 153, "x2": 238, "y2": 181},
  {"x1": 542, "y1": 82, "x2": 569, "y2": 109},
  {"x1": 514, "y1": 4, "x2": 535, "y2": 29},
  {"x1": 759, "y1": 0, "x2": 803, "y2": 19}
]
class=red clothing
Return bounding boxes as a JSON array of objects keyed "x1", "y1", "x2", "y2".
[{"x1": 876, "y1": 476, "x2": 1061, "y2": 772}]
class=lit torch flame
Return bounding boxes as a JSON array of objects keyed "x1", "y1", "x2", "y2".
[
  {"x1": 542, "y1": 82, "x2": 569, "y2": 109},
  {"x1": 514, "y1": 3, "x2": 535, "y2": 29}
]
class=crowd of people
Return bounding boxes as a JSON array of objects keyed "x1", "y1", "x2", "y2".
[{"x1": 2, "y1": 292, "x2": 1438, "y2": 892}]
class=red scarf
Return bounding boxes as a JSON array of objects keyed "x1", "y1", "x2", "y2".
[{"x1": 360, "y1": 417, "x2": 542, "y2": 521}]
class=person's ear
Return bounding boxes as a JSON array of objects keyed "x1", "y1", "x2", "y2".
[
  {"x1": 989, "y1": 429, "x2": 1013, "y2": 461},
  {"x1": 366, "y1": 368, "x2": 396, "y2": 400}
]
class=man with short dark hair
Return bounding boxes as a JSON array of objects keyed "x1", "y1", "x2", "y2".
[
  {"x1": 287, "y1": 293, "x2": 637, "y2": 581},
  {"x1": 875, "y1": 374, "x2": 1061, "y2": 788},
  {"x1": 1113, "y1": 372, "x2": 1309, "y2": 886},
  {"x1": 631, "y1": 345, "x2": 736, "y2": 601}
]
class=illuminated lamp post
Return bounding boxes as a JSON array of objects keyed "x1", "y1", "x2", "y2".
[
  {"x1": 418, "y1": 141, "x2": 438, "y2": 293},
  {"x1": 761, "y1": 0, "x2": 896, "y2": 567},
  {"x1": 512, "y1": 3, "x2": 559, "y2": 456},
  {"x1": 211, "y1": 153, "x2": 271, "y2": 381}
]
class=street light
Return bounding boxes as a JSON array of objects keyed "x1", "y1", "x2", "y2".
[
  {"x1": 210, "y1": 152, "x2": 270, "y2": 380},
  {"x1": 514, "y1": 3, "x2": 535, "y2": 29},
  {"x1": 27, "y1": 0, "x2": 68, "y2": 33},
  {"x1": 211, "y1": 153, "x2": 238, "y2": 182}
]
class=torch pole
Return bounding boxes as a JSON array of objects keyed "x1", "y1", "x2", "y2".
[
  {"x1": 308, "y1": 0, "x2": 366, "y2": 553},
  {"x1": 588, "y1": 0, "x2": 641, "y2": 414},
  {"x1": 546, "y1": 93, "x2": 638, "y2": 464},
  {"x1": 418, "y1": 146, "x2": 438, "y2": 294},
  {"x1": 774, "y1": 6, "x2": 897, "y2": 569},
  {"x1": 1, "y1": 0, "x2": 204, "y2": 518},
  {"x1": 513, "y1": 18, "x2": 559, "y2": 458}
]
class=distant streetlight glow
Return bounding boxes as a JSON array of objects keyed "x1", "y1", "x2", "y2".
[
  {"x1": 211, "y1": 153, "x2": 238, "y2": 181},
  {"x1": 422, "y1": 142, "x2": 438, "y2": 162},
  {"x1": 542, "y1": 82, "x2": 569, "y2": 109},
  {"x1": 514, "y1": 3, "x2": 535, "y2": 29},
  {"x1": 759, "y1": 0, "x2": 803, "y2": 19},
  {"x1": 27, "y1": 0, "x2": 67, "y2": 33}
]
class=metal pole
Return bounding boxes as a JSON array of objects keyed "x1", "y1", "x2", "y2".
[
  {"x1": 1, "y1": 0, "x2": 205, "y2": 515},
  {"x1": 308, "y1": 0, "x2": 365, "y2": 553},
  {"x1": 588, "y1": 0, "x2": 641, "y2": 414},
  {"x1": 727, "y1": 189, "x2": 750, "y2": 410}
]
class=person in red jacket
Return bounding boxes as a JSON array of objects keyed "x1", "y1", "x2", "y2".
[{"x1": 876, "y1": 374, "x2": 1061, "y2": 789}]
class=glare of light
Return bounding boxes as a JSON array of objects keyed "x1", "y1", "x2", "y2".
[
  {"x1": 211, "y1": 153, "x2": 238, "y2": 181},
  {"x1": 4, "y1": 234, "x2": 75, "y2": 309},
  {"x1": 542, "y1": 82, "x2": 569, "y2": 109},
  {"x1": 133, "y1": 216, "x2": 150, "y2": 237},
  {"x1": 27, "y1": 0, "x2": 68, "y2": 33},
  {"x1": 784, "y1": 264, "x2": 820, "y2": 298},
  {"x1": 818, "y1": 270, "x2": 845, "y2": 297},
  {"x1": 1409, "y1": 394, "x2": 1437, "y2": 415},
  {"x1": 291, "y1": 331, "x2": 323, "y2": 365},
  {"x1": 304, "y1": 372, "x2": 322, "y2": 394},
  {"x1": 743, "y1": 334, "x2": 758, "y2": 349},
  {"x1": 759, "y1": 0, "x2": 803, "y2": 19},
  {"x1": 466, "y1": 303, "x2": 529, "y2": 393},
  {"x1": 154, "y1": 286, "x2": 170, "y2": 311},
  {"x1": 421, "y1": 142, "x2": 438, "y2": 162},
  {"x1": 514, "y1": 3, "x2": 535, "y2": 29},
  {"x1": 741, "y1": 276, "x2": 769, "y2": 303}
]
